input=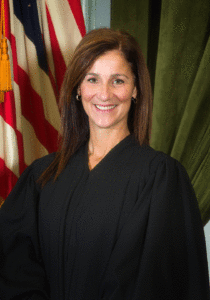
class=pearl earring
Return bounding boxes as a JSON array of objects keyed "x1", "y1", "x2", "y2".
[{"x1": 76, "y1": 94, "x2": 81, "y2": 101}]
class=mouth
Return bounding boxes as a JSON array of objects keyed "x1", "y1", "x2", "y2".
[{"x1": 94, "y1": 104, "x2": 117, "y2": 111}]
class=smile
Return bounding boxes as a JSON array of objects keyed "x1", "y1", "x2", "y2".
[{"x1": 94, "y1": 105, "x2": 117, "y2": 111}]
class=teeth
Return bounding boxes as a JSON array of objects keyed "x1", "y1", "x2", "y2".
[{"x1": 95, "y1": 105, "x2": 116, "y2": 110}]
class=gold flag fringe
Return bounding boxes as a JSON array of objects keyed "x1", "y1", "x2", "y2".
[
  {"x1": 0, "y1": 0, "x2": 12, "y2": 103},
  {"x1": 0, "y1": 196, "x2": 4, "y2": 208}
]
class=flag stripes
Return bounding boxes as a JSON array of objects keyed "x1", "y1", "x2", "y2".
[
  {"x1": 0, "y1": 115, "x2": 19, "y2": 177},
  {"x1": 0, "y1": 159, "x2": 18, "y2": 199},
  {"x1": 14, "y1": 0, "x2": 49, "y2": 74},
  {"x1": 0, "y1": 0, "x2": 85, "y2": 204},
  {"x1": 67, "y1": 0, "x2": 86, "y2": 37},
  {"x1": 46, "y1": 6, "x2": 67, "y2": 94}
]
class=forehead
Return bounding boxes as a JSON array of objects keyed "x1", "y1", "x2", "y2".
[{"x1": 87, "y1": 50, "x2": 133, "y2": 74}]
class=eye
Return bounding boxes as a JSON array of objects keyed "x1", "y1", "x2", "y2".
[
  {"x1": 87, "y1": 77, "x2": 97, "y2": 83},
  {"x1": 113, "y1": 78, "x2": 124, "y2": 85}
]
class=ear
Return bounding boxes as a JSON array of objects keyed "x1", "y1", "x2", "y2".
[
  {"x1": 77, "y1": 86, "x2": 81, "y2": 96},
  {"x1": 132, "y1": 86, "x2": 137, "y2": 99}
]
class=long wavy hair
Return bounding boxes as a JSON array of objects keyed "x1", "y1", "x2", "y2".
[{"x1": 39, "y1": 28, "x2": 153, "y2": 186}]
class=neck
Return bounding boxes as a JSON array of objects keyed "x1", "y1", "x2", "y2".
[{"x1": 88, "y1": 126, "x2": 130, "y2": 158}]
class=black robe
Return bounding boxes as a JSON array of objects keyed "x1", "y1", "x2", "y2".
[{"x1": 0, "y1": 135, "x2": 209, "y2": 300}]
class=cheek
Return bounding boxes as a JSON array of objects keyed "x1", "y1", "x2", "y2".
[
  {"x1": 80, "y1": 86, "x2": 95, "y2": 102},
  {"x1": 117, "y1": 88, "x2": 133, "y2": 102}
]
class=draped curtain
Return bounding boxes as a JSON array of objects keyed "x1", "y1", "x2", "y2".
[{"x1": 111, "y1": 0, "x2": 210, "y2": 226}]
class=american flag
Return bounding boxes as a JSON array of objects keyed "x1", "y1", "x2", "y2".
[{"x1": 0, "y1": 0, "x2": 86, "y2": 206}]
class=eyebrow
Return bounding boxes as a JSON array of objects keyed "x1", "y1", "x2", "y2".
[{"x1": 85, "y1": 72, "x2": 129, "y2": 79}]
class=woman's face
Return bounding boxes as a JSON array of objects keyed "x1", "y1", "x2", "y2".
[{"x1": 78, "y1": 50, "x2": 137, "y2": 133}]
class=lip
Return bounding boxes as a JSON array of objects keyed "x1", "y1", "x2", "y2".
[{"x1": 94, "y1": 104, "x2": 117, "y2": 106}]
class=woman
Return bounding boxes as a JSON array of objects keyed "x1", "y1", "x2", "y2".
[{"x1": 0, "y1": 28, "x2": 209, "y2": 300}]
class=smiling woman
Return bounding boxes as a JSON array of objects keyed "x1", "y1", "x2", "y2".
[
  {"x1": 78, "y1": 49, "x2": 137, "y2": 169},
  {"x1": 38, "y1": 27, "x2": 152, "y2": 181},
  {"x1": 0, "y1": 28, "x2": 209, "y2": 300}
]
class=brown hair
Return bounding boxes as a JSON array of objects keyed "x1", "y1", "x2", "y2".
[{"x1": 39, "y1": 28, "x2": 153, "y2": 186}]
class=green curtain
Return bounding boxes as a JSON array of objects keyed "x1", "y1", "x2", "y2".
[{"x1": 111, "y1": 0, "x2": 210, "y2": 226}]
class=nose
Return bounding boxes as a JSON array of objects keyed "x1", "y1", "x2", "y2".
[{"x1": 98, "y1": 83, "x2": 111, "y2": 101}]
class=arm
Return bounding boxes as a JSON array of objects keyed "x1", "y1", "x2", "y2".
[
  {"x1": 0, "y1": 162, "x2": 49, "y2": 300},
  {"x1": 99, "y1": 154, "x2": 210, "y2": 299}
]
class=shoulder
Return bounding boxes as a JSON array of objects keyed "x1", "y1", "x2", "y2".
[
  {"x1": 29, "y1": 152, "x2": 56, "y2": 179},
  {"x1": 132, "y1": 144, "x2": 196, "y2": 204},
  {"x1": 146, "y1": 146, "x2": 183, "y2": 172},
  {"x1": 11, "y1": 153, "x2": 57, "y2": 191},
  {"x1": 1, "y1": 153, "x2": 57, "y2": 211},
  {"x1": 132, "y1": 142, "x2": 187, "y2": 178}
]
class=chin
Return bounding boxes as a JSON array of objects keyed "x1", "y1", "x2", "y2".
[{"x1": 95, "y1": 123, "x2": 115, "y2": 130}]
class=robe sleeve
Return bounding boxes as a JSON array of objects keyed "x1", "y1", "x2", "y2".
[
  {"x1": 99, "y1": 153, "x2": 210, "y2": 300},
  {"x1": 0, "y1": 160, "x2": 50, "y2": 300}
]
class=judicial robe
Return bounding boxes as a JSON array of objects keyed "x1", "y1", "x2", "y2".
[{"x1": 0, "y1": 135, "x2": 209, "y2": 300}]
